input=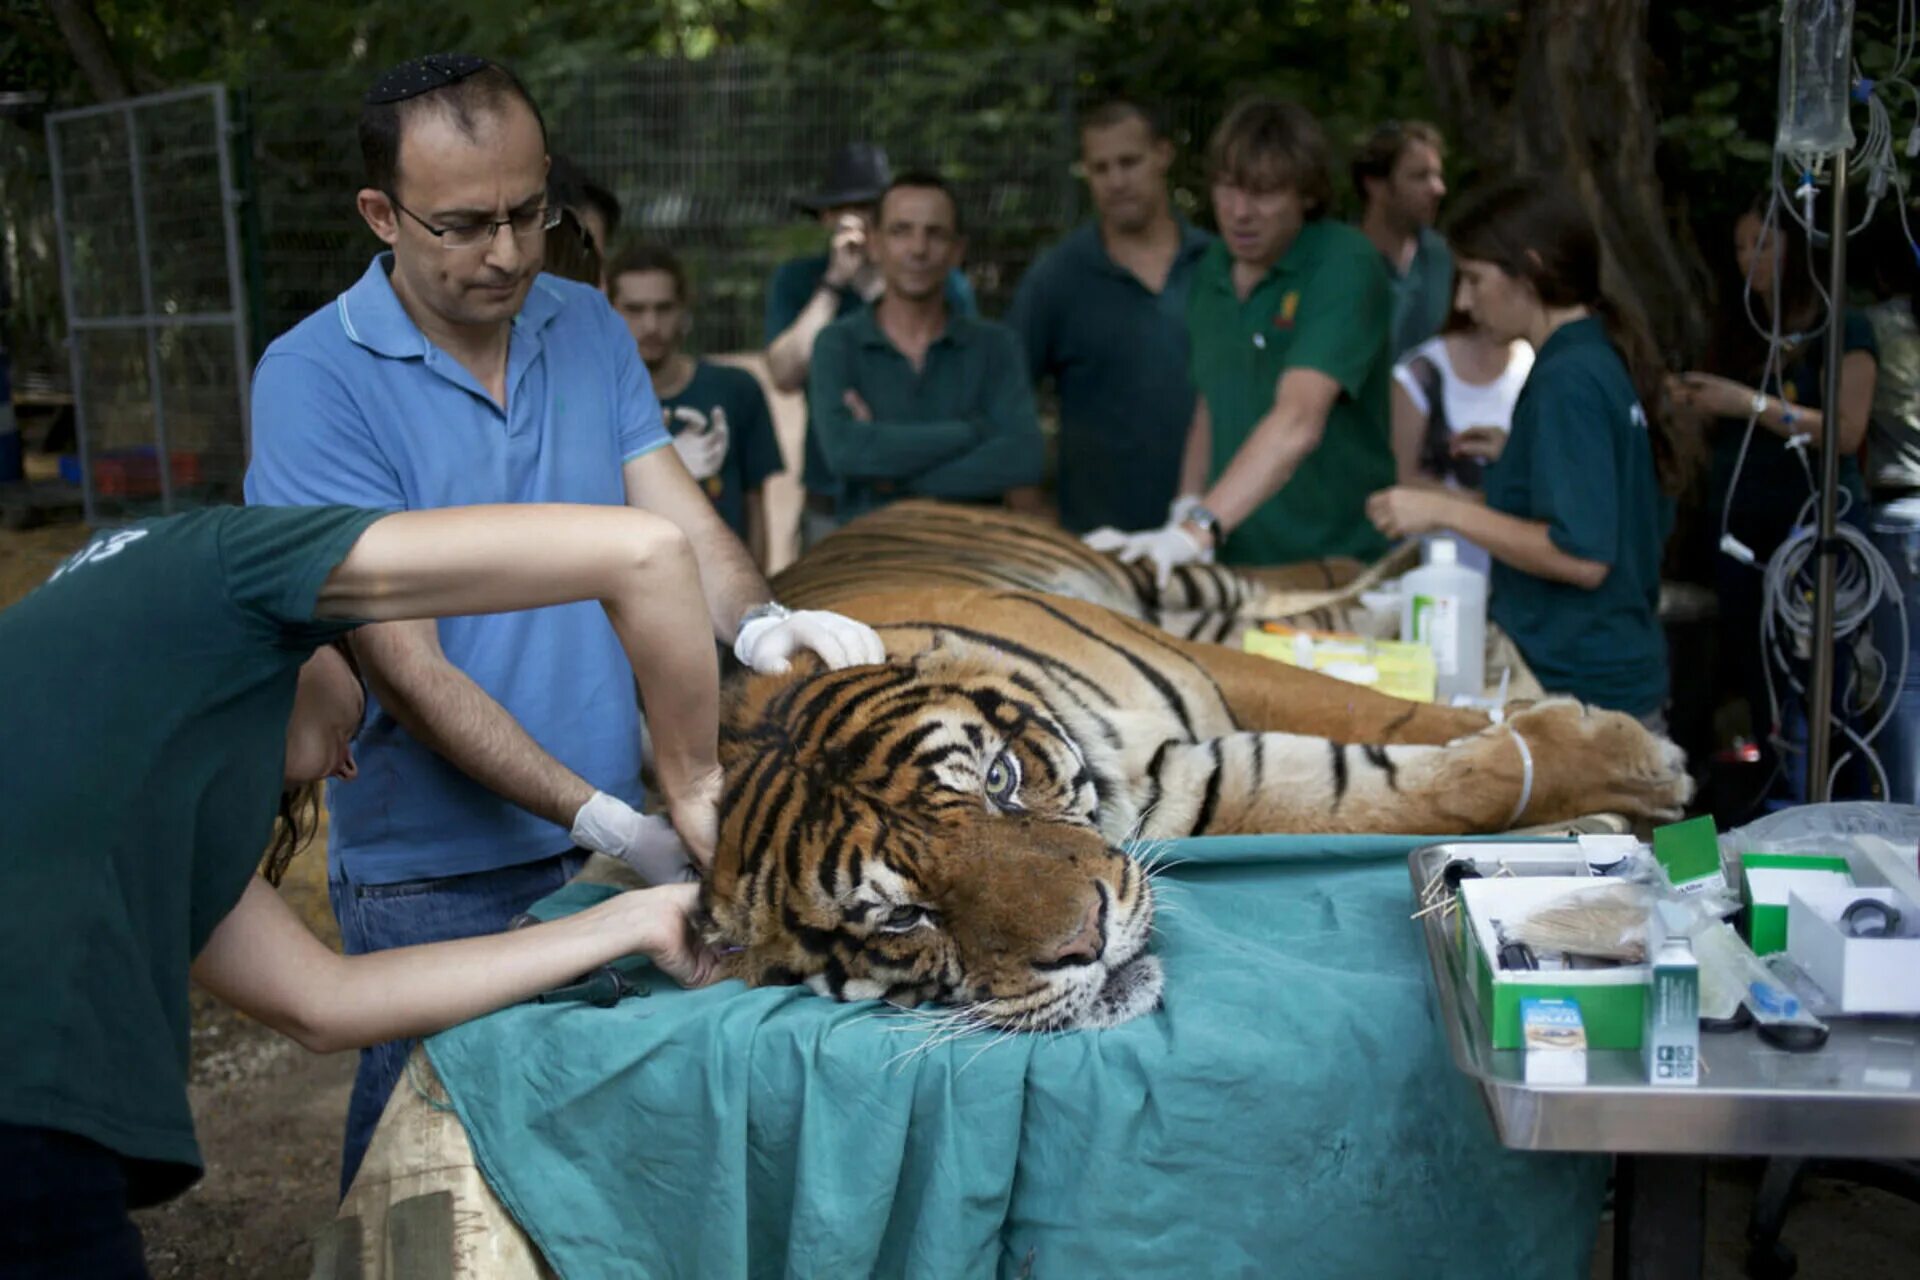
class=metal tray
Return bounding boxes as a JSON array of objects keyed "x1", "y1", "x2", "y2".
[{"x1": 1410, "y1": 841, "x2": 1920, "y2": 1156}]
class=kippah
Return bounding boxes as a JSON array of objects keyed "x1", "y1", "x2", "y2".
[{"x1": 364, "y1": 53, "x2": 489, "y2": 105}]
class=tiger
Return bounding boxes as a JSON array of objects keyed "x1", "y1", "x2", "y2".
[{"x1": 701, "y1": 501, "x2": 1691, "y2": 1033}]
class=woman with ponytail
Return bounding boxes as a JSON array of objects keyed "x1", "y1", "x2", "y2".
[{"x1": 1367, "y1": 179, "x2": 1695, "y2": 726}]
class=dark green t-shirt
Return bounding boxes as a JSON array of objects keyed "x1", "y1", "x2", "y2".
[
  {"x1": 1007, "y1": 220, "x2": 1213, "y2": 532},
  {"x1": 806, "y1": 308, "x2": 1044, "y2": 521},
  {"x1": 1484, "y1": 317, "x2": 1672, "y2": 715},
  {"x1": 762, "y1": 253, "x2": 976, "y2": 503},
  {"x1": 1187, "y1": 227, "x2": 1394, "y2": 565},
  {"x1": 658, "y1": 360, "x2": 784, "y2": 541},
  {"x1": 0, "y1": 503, "x2": 381, "y2": 1203}
]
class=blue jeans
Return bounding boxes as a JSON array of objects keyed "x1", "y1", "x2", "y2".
[
  {"x1": 327, "y1": 849, "x2": 586, "y2": 1199},
  {"x1": 1870, "y1": 499, "x2": 1920, "y2": 802}
]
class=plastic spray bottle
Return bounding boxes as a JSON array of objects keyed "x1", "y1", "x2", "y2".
[{"x1": 1401, "y1": 538, "x2": 1487, "y2": 703}]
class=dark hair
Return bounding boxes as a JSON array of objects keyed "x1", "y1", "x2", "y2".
[
  {"x1": 262, "y1": 781, "x2": 322, "y2": 887},
  {"x1": 1350, "y1": 120, "x2": 1444, "y2": 207},
  {"x1": 549, "y1": 153, "x2": 621, "y2": 245},
  {"x1": 1206, "y1": 98, "x2": 1333, "y2": 219},
  {"x1": 1078, "y1": 98, "x2": 1167, "y2": 142},
  {"x1": 1708, "y1": 193, "x2": 1822, "y2": 386},
  {"x1": 1449, "y1": 178, "x2": 1699, "y2": 494},
  {"x1": 879, "y1": 169, "x2": 963, "y2": 234},
  {"x1": 262, "y1": 637, "x2": 364, "y2": 884},
  {"x1": 359, "y1": 61, "x2": 547, "y2": 193},
  {"x1": 605, "y1": 241, "x2": 690, "y2": 304},
  {"x1": 542, "y1": 207, "x2": 603, "y2": 285}
]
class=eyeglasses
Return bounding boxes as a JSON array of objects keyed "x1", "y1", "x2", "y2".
[{"x1": 385, "y1": 192, "x2": 562, "y2": 249}]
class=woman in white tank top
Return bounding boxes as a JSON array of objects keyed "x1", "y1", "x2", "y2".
[
  {"x1": 1391, "y1": 315, "x2": 1534, "y2": 488},
  {"x1": 1388, "y1": 313, "x2": 1533, "y2": 572}
]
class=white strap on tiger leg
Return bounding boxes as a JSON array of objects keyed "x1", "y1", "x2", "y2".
[{"x1": 1504, "y1": 729, "x2": 1535, "y2": 828}]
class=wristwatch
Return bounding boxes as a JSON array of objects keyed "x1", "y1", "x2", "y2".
[
  {"x1": 738, "y1": 600, "x2": 791, "y2": 628},
  {"x1": 1181, "y1": 503, "x2": 1224, "y2": 549}
]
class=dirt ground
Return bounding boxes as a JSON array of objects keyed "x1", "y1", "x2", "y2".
[{"x1": 4, "y1": 514, "x2": 1917, "y2": 1279}]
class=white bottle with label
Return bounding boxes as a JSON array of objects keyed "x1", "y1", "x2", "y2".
[{"x1": 1400, "y1": 537, "x2": 1487, "y2": 703}]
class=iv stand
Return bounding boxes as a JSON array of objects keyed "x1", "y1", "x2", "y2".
[{"x1": 1806, "y1": 149, "x2": 1848, "y2": 800}]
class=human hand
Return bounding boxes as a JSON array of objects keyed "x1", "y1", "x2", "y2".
[
  {"x1": 1084, "y1": 521, "x2": 1210, "y2": 587},
  {"x1": 843, "y1": 389, "x2": 873, "y2": 423},
  {"x1": 1668, "y1": 371, "x2": 1754, "y2": 419},
  {"x1": 570, "y1": 790, "x2": 703, "y2": 883},
  {"x1": 670, "y1": 419, "x2": 730, "y2": 481},
  {"x1": 823, "y1": 213, "x2": 870, "y2": 289},
  {"x1": 1366, "y1": 486, "x2": 1449, "y2": 539},
  {"x1": 734, "y1": 607, "x2": 887, "y2": 674},
  {"x1": 664, "y1": 765, "x2": 723, "y2": 872},
  {"x1": 631, "y1": 882, "x2": 724, "y2": 988},
  {"x1": 1451, "y1": 426, "x2": 1509, "y2": 463}
]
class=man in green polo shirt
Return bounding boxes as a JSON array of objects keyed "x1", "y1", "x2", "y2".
[
  {"x1": 1009, "y1": 99, "x2": 1213, "y2": 533},
  {"x1": 807, "y1": 171, "x2": 1043, "y2": 523},
  {"x1": 1353, "y1": 121, "x2": 1453, "y2": 360},
  {"x1": 1088, "y1": 98, "x2": 1394, "y2": 575}
]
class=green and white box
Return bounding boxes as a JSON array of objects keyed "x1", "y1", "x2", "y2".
[
  {"x1": 1738, "y1": 852, "x2": 1853, "y2": 955},
  {"x1": 1460, "y1": 876, "x2": 1649, "y2": 1051}
]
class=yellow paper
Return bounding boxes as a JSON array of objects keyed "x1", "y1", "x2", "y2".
[{"x1": 1242, "y1": 624, "x2": 1436, "y2": 702}]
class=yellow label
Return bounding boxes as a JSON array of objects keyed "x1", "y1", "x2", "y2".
[{"x1": 1242, "y1": 625, "x2": 1436, "y2": 702}]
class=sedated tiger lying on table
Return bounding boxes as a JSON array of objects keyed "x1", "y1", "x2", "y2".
[{"x1": 700, "y1": 502, "x2": 1690, "y2": 1031}]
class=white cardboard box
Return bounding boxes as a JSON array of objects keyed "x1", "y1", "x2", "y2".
[{"x1": 1785, "y1": 885, "x2": 1920, "y2": 1014}]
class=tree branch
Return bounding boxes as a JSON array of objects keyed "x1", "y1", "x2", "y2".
[{"x1": 45, "y1": 0, "x2": 134, "y2": 102}]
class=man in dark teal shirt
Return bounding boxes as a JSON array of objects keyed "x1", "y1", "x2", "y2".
[
  {"x1": 1352, "y1": 121, "x2": 1453, "y2": 360},
  {"x1": 610, "y1": 243, "x2": 784, "y2": 567},
  {"x1": 807, "y1": 172, "x2": 1043, "y2": 524},
  {"x1": 762, "y1": 145, "x2": 977, "y2": 544},
  {"x1": 1009, "y1": 100, "x2": 1213, "y2": 533}
]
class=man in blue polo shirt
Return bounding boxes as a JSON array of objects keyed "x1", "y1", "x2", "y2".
[
  {"x1": 244, "y1": 55, "x2": 880, "y2": 1195},
  {"x1": 1009, "y1": 100, "x2": 1212, "y2": 534}
]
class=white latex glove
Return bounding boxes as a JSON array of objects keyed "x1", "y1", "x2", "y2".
[
  {"x1": 670, "y1": 420, "x2": 729, "y2": 482},
  {"x1": 1107, "y1": 521, "x2": 1212, "y2": 588},
  {"x1": 734, "y1": 607, "x2": 887, "y2": 674},
  {"x1": 570, "y1": 790, "x2": 701, "y2": 883},
  {"x1": 1081, "y1": 526, "x2": 1135, "y2": 553}
]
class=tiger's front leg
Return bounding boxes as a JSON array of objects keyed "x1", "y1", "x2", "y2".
[
  {"x1": 1132, "y1": 700, "x2": 1691, "y2": 837},
  {"x1": 1159, "y1": 630, "x2": 1494, "y2": 745}
]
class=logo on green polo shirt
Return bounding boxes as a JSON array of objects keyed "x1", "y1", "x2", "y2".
[{"x1": 1273, "y1": 291, "x2": 1300, "y2": 330}]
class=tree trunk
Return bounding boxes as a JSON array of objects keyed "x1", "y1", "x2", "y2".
[
  {"x1": 45, "y1": 0, "x2": 134, "y2": 102},
  {"x1": 1408, "y1": 0, "x2": 1711, "y2": 360}
]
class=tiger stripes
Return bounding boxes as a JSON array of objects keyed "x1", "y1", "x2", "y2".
[{"x1": 702, "y1": 522, "x2": 1692, "y2": 1029}]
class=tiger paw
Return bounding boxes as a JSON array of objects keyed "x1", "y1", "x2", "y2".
[{"x1": 1498, "y1": 698, "x2": 1691, "y2": 826}]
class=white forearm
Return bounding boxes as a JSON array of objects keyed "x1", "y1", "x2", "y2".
[
  {"x1": 622, "y1": 452, "x2": 773, "y2": 641},
  {"x1": 1204, "y1": 406, "x2": 1323, "y2": 531},
  {"x1": 319, "y1": 504, "x2": 721, "y2": 806},
  {"x1": 765, "y1": 287, "x2": 839, "y2": 392},
  {"x1": 193, "y1": 878, "x2": 681, "y2": 1054}
]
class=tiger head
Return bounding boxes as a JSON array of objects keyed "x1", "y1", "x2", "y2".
[{"x1": 703, "y1": 640, "x2": 1162, "y2": 1031}]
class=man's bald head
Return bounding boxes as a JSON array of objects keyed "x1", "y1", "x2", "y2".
[{"x1": 358, "y1": 57, "x2": 547, "y2": 194}]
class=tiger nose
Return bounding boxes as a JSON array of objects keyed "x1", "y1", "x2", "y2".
[{"x1": 1041, "y1": 897, "x2": 1103, "y2": 965}]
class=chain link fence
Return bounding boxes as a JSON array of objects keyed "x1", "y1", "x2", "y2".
[
  {"x1": 245, "y1": 48, "x2": 1088, "y2": 354},
  {"x1": 46, "y1": 86, "x2": 251, "y2": 522}
]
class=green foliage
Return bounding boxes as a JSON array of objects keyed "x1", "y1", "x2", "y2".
[{"x1": 8, "y1": 0, "x2": 1920, "y2": 377}]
